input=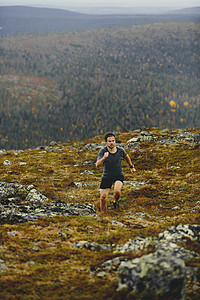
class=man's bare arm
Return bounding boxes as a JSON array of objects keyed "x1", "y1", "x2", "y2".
[
  {"x1": 96, "y1": 152, "x2": 109, "y2": 168},
  {"x1": 125, "y1": 154, "x2": 136, "y2": 173}
]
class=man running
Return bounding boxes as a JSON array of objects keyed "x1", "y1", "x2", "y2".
[{"x1": 96, "y1": 132, "x2": 136, "y2": 212}]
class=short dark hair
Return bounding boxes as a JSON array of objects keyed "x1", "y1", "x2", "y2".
[{"x1": 105, "y1": 132, "x2": 115, "y2": 142}]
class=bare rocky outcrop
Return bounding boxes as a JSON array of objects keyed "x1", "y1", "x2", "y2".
[
  {"x1": 77, "y1": 129, "x2": 200, "y2": 152},
  {"x1": 116, "y1": 226, "x2": 199, "y2": 299},
  {"x1": 0, "y1": 181, "x2": 96, "y2": 224},
  {"x1": 89, "y1": 224, "x2": 199, "y2": 299}
]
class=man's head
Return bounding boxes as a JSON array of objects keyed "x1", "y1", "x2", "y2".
[
  {"x1": 105, "y1": 132, "x2": 115, "y2": 142},
  {"x1": 105, "y1": 133, "x2": 116, "y2": 149}
]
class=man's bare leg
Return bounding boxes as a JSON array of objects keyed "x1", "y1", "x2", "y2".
[
  {"x1": 100, "y1": 188, "x2": 110, "y2": 213},
  {"x1": 113, "y1": 181, "x2": 123, "y2": 208}
]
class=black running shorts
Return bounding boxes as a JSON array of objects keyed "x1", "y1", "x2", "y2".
[{"x1": 100, "y1": 175, "x2": 124, "y2": 189}]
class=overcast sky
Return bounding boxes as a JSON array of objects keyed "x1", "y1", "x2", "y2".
[{"x1": 1, "y1": 0, "x2": 200, "y2": 8}]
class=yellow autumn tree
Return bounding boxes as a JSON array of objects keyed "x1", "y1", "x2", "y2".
[{"x1": 169, "y1": 100, "x2": 176, "y2": 108}]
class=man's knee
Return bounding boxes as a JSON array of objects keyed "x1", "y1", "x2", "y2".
[{"x1": 101, "y1": 194, "x2": 106, "y2": 201}]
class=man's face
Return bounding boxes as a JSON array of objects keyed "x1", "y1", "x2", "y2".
[{"x1": 106, "y1": 136, "x2": 116, "y2": 149}]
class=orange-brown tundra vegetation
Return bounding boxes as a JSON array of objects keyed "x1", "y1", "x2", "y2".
[{"x1": 0, "y1": 128, "x2": 199, "y2": 299}]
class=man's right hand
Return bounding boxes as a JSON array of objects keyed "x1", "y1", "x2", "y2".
[{"x1": 103, "y1": 152, "x2": 109, "y2": 160}]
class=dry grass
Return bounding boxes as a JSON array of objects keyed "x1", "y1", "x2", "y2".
[{"x1": 0, "y1": 128, "x2": 199, "y2": 299}]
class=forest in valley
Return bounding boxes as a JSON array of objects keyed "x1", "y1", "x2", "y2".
[{"x1": 0, "y1": 22, "x2": 200, "y2": 149}]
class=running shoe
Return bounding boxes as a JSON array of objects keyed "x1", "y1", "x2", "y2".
[{"x1": 113, "y1": 202, "x2": 119, "y2": 209}]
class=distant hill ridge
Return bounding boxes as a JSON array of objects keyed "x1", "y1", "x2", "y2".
[
  {"x1": 0, "y1": 5, "x2": 200, "y2": 35},
  {"x1": 0, "y1": 5, "x2": 84, "y2": 17},
  {"x1": 170, "y1": 6, "x2": 200, "y2": 14},
  {"x1": 1, "y1": 5, "x2": 200, "y2": 16}
]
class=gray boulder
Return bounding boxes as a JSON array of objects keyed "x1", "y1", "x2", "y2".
[
  {"x1": 89, "y1": 224, "x2": 199, "y2": 299},
  {"x1": 117, "y1": 250, "x2": 186, "y2": 300}
]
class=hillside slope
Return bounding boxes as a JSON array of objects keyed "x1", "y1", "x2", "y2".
[{"x1": 0, "y1": 128, "x2": 199, "y2": 299}]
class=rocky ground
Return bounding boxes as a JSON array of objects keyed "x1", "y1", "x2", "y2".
[{"x1": 0, "y1": 128, "x2": 199, "y2": 299}]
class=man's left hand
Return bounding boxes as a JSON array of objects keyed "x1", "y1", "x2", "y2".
[{"x1": 130, "y1": 167, "x2": 136, "y2": 174}]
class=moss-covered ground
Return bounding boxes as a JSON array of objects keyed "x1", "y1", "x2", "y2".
[{"x1": 0, "y1": 128, "x2": 199, "y2": 299}]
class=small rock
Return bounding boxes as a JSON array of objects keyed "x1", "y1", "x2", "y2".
[
  {"x1": 57, "y1": 232, "x2": 67, "y2": 238},
  {"x1": 124, "y1": 180, "x2": 147, "y2": 189},
  {"x1": 0, "y1": 149, "x2": 6, "y2": 154},
  {"x1": 80, "y1": 170, "x2": 94, "y2": 175},
  {"x1": 172, "y1": 206, "x2": 180, "y2": 210},
  {"x1": 135, "y1": 212, "x2": 148, "y2": 218},
  {"x1": 73, "y1": 241, "x2": 113, "y2": 251},
  {"x1": 139, "y1": 131, "x2": 154, "y2": 142},
  {"x1": 127, "y1": 137, "x2": 139, "y2": 143},
  {"x1": 26, "y1": 189, "x2": 48, "y2": 203},
  {"x1": 92, "y1": 257, "x2": 130, "y2": 273},
  {"x1": 74, "y1": 182, "x2": 95, "y2": 188},
  {"x1": 7, "y1": 231, "x2": 22, "y2": 237},
  {"x1": 112, "y1": 221, "x2": 124, "y2": 227},
  {"x1": 26, "y1": 261, "x2": 36, "y2": 266},
  {"x1": 192, "y1": 284, "x2": 199, "y2": 291},
  {"x1": 74, "y1": 160, "x2": 95, "y2": 166},
  {"x1": 3, "y1": 160, "x2": 11, "y2": 166},
  {"x1": 32, "y1": 246, "x2": 39, "y2": 251},
  {"x1": 81, "y1": 143, "x2": 101, "y2": 150},
  {"x1": 0, "y1": 263, "x2": 9, "y2": 272},
  {"x1": 96, "y1": 271, "x2": 107, "y2": 278},
  {"x1": 194, "y1": 133, "x2": 200, "y2": 143},
  {"x1": 186, "y1": 172, "x2": 193, "y2": 178},
  {"x1": 49, "y1": 141, "x2": 57, "y2": 146}
]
